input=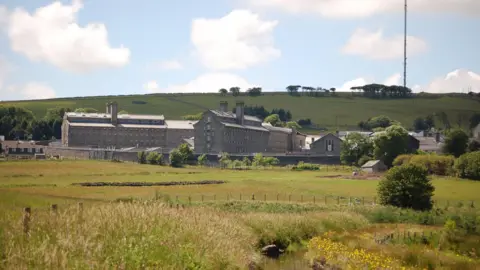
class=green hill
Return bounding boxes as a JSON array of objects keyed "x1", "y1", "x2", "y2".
[{"x1": 2, "y1": 92, "x2": 479, "y2": 132}]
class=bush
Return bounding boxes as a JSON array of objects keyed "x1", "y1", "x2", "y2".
[
  {"x1": 137, "y1": 151, "x2": 146, "y2": 164},
  {"x1": 377, "y1": 164, "x2": 435, "y2": 211},
  {"x1": 357, "y1": 156, "x2": 372, "y2": 167},
  {"x1": 454, "y1": 151, "x2": 480, "y2": 180},
  {"x1": 263, "y1": 157, "x2": 279, "y2": 166},
  {"x1": 169, "y1": 150, "x2": 184, "y2": 168},
  {"x1": 197, "y1": 154, "x2": 207, "y2": 166},
  {"x1": 146, "y1": 152, "x2": 163, "y2": 165},
  {"x1": 393, "y1": 154, "x2": 455, "y2": 176},
  {"x1": 291, "y1": 161, "x2": 320, "y2": 171}
]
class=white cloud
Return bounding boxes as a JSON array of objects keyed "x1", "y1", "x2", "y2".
[
  {"x1": 191, "y1": 9, "x2": 280, "y2": 70},
  {"x1": 6, "y1": 82, "x2": 56, "y2": 100},
  {"x1": 143, "y1": 81, "x2": 159, "y2": 92},
  {"x1": 145, "y1": 73, "x2": 258, "y2": 93},
  {"x1": 248, "y1": 0, "x2": 480, "y2": 18},
  {"x1": 4, "y1": 0, "x2": 130, "y2": 73},
  {"x1": 0, "y1": 56, "x2": 11, "y2": 90},
  {"x1": 156, "y1": 60, "x2": 183, "y2": 70},
  {"x1": 342, "y1": 28, "x2": 427, "y2": 60},
  {"x1": 383, "y1": 73, "x2": 402, "y2": 86},
  {"x1": 416, "y1": 69, "x2": 480, "y2": 93}
]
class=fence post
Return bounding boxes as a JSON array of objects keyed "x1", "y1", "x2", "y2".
[
  {"x1": 289, "y1": 194, "x2": 291, "y2": 202},
  {"x1": 349, "y1": 197, "x2": 351, "y2": 206},
  {"x1": 23, "y1": 207, "x2": 31, "y2": 235},
  {"x1": 227, "y1": 194, "x2": 230, "y2": 201},
  {"x1": 325, "y1": 196, "x2": 327, "y2": 205},
  {"x1": 214, "y1": 195, "x2": 216, "y2": 201},
  {"x1": 201, "y1": 195, "x2": 204, "y2": 202},
  {"x1": 189, "y1": 196, "x2": 192, "y2": 205},
  {"x1": 51, "y1": 204, "x2": 58, "y2": 214},
  {"x1": 277, "y1": 194, "x2": 279, "y2": 201},
  {"x1": 373, "y1": 197, "x2": 376, "y2": 205},
  {"x1": 240, "y1": 194, "x2": 242, "y2": 200},
  {"x1": 176, "y1": 195, "x2": 178, "y2": 202},
  {"x1": 313, "y1": 196, "x2": 316, "y2": 204},
  {"x1": 252, "y1": 194, "x2": 255, "y2": 201},
  {"x1": 337, "y1": 196, "x2": 340, "y2": 205},
  {"x1": 301, "y1": 195, "x2": 303, "y2": 203},
  {"x1": 264, "y1": 194, "x2": 266, "y2": 202}
]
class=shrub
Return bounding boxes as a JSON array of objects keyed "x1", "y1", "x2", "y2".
[
  {"x1": 392, "y1": 154, "x2": 413, "y2": 166},
  {"x1": 377, "y1": 164, "x2": 435, "y2": 211},
  {"x1": 137, "y1": 151, "x2": 146, "y2": 164},
  {"x1": 292, "y1": 161, "x2": 320, "y2": 171},
  {"x1": 454, "y1": 151, "x2": 480, "y2": 180},
  {"x1": 263, "y1": 157, "x2": 279, "y2": 166},
  {"x1": 393, "y1": 154, "x2": 455, "y2": 176},
  {"x1": 197, "y1": 154, "x2": 207, "y2": 166},
  {"x1": 146, "y1": 152, "x2": 163, "y2": 165},
  {"x1": 169, "y1": 150, "x2": 184, "y2": 168},
  {"x1": 219, "y1": 152, "x2": 231, "y2": 168},
  {"x1": 357, "y1": 155, "x2": 372, "y2": 167},
  {"x1": 242, "y1": 157, "x2": 252, "y2": 166}
]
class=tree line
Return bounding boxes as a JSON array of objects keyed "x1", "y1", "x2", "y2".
[{"x1": 218, "y1": 87, "x2": 262, "y2": 97}]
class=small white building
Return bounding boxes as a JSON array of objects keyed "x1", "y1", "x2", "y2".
[{"x1": 361, "y1": 160, "x2": 388, "y2": 173}]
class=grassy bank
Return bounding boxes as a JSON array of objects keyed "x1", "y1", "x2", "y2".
[{"x1": 2, "y1": 92, "x2": 479, "y2": 131}]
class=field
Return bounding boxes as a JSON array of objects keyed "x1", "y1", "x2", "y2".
[
  {"x1": 1, "y1": 160, "x2": 479, "y2": 269},
  {"x1": 2, "y1": 92, "x2": 480, "y2": 131}
]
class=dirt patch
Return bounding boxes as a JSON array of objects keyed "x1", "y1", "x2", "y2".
[
  {"x1": 319, "y1": 174, "x2": 382, "y2": 180},
  {"x1": 71, "y1": 180, "x2": 226, "y2": 187}
]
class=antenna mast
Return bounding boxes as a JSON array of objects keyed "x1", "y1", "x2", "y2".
[{"x1": 403, "y1": 0, "x2": 407, "y2": 89}]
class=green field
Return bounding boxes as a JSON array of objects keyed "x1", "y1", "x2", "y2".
[
  {"x1": 1, "y1": 160, "x2": 479, "y2": 269},
  {"x1": 2, "y1": 92, "x2": 480, "y2": 131}
]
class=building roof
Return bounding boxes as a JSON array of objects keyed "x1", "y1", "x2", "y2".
[
  {"x1": 362, "y1": 160, "x2": 384, "y2": 168},
  {"x1": 65, "y1": 112, "x2": 165, "y2": 121},
  {"x1": 1, "y1": 140, "x2": 45, "y2": 149},
  {"x1": 261, "y1": 123, "x2": 292, "y2": 134},
  {"x1": 68, "y1": 122, "x2": 167, "y2": 129},
  {"x1": 338, "y1": 131, "x2": 373, "y2": 137},
  {"x1": 210, "y1": 110, "x2": 262, "y2": 122},
  {"x1": 165, "y1": 120, "x2": 197, "y2": 129},
  {"x1": 417, "y1": 137, "x2": 442, "y2": 152},
  {"x1": 221, "y1": 122, "x2": 269, "y2": 132}
]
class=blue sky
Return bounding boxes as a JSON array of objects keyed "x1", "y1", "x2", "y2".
[{"x1": 0, "y1": 0, "x2": 479, "y2": 100}]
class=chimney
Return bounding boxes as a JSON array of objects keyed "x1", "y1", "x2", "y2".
[
  {"x1": 311, "y1": 137, "x2": 314, "y2": 143},
  {"x1": 435, "y1": 132, "x2": 440, "y2": 143},
  {"x1": 235, "y1": 101, "x2": 244, "y2": 125},
  {"x1": 219, "y1": 101, "x2": 228, "y2": 112},
  {"x1": 110, "y1": 101, "x2": 118, "y2": 125},
  {"x1": 106, "y1": 102, "x2": 111, "y2": 114}
]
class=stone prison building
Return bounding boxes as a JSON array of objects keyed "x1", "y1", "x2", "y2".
[
  {"x1": 194, "y1": 101, "x2": 306, "y2": 154},
  {"x1": 61, "y1": 102, "x2": 196, "y2": 149}
]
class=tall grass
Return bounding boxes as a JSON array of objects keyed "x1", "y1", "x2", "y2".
[{"x1": 0, "y1": 202, "x2": 370, "y2": 269}]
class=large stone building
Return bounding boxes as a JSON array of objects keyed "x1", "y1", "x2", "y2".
[
  {"x1": 310, "y1": 133, "x2": 342, "y2": 156},
  {"x1": 62, "y1": 102, "x2": 195, "y2": 149},
  {"x1": 194, "y1": 101, "x2": 304, "y2": 154}
]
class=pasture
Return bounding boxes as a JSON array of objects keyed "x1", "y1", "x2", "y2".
[
  {"x1": 3, "y1": 92, "x2": 480, "y2": 131},
  {"x1": 1, "y1": 160, "x2": 480, "y2": 269}
]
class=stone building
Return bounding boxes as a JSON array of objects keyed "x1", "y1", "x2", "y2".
[
  {"x1": 309, "y1": 133, "x2": 342, "y2": 156},
  {"x1": 194, "y1": 101, "x2": 269, "y2": 154},
  {"x1": 194, "y1": 101, "x2": 306, "y2": 154},
  {"x1": 62, "y1": 102, "x2": 195, "y2": 149}
]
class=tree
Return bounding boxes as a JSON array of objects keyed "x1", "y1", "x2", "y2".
[
  {"x1": 469, "y1": 113, "x2": 480, "y2": 130},
  {"x1": 219, "y1": 88, "x2": 228, "y2": 96},
  {"x1": 118, "y1": 110, "x2": 128, "y2": 115},
  {"x1": 297, "y1": 118, "x2": 311, "y2": 126},
  {"x1": 413, "y1": 117, "x2": 428, "y2": 131},
  {"x1": 373, "y1": 125, "x2": 411, "y2": 167},
  {"x1": 177, "y1": 143, "x2": 194, "y2": 163},
  {"x1": 197, "y1": 154, "x2": 207, "y2": 166},
  {"x1": 264, "y1": 114, "x2": 282, "y2": 127},
  {"x1": 229, "y1": 87, "x2": 241, "y2": 97},
  {"x1": 377, "y1": 164, "x2": 435, "y2": 211},
  {"x1": 147, "y1": 152, "x2": 163, "y2": 165},
  {"x1": 358, "y1": 115, "x2": 397, "y2": 131},
  {"x1": 286, "y1": 85, "x2": 301, "y2": 96},
  {"x1": 285, "y1": 121, "x2": 301, "y2": 129},
  {"x1": 468, "y1": 140, "x2": 480, "y2": 152},
  {"x1": 454, "y1": 151, "x2": 480, "y2": 180},
  {"x1": 219, "y1": 152, "x2": 231, "y2": 168},
  {"x1": 442, "y1": 129, "x2": 469, "y2": 157},
  {"x1": 340, "y1": 133, "x2": 374, "y2": 166},
  {"x1": 246, "y1": 87, "x2": 262, "y2": 97}
]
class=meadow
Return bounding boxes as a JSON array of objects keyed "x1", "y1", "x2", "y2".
[
  {"x1": 2, "y1": 92, "x2": 480, "y2": 131},
  {"x1": 1, "y1": 160, "x2": 480, "y2": 269}
]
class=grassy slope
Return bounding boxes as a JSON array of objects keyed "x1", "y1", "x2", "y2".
[
  {"x1": 1, "y1": 160, "x2": 479, "y2": 210},
  {"x1": 2, "y1": 93, "x2": 480, "y2": 130}
]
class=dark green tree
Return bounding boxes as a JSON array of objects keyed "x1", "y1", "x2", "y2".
[
  {"x1": 442, "y1": 129, "x2": 469, "y2": 157},
  {"x1": 340, "y1": 133, "x2": 374, "y2": 166},
  {"x1": 373, "y1": 125, "x2": 411, "y2": 167},
  {"x1": 378, "y1": 164, "x2": 435, "y2": 211}
]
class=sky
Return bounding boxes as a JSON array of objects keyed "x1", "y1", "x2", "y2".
[{"x1": 0, "y1": 0, "x2": 479, "y2": 101}]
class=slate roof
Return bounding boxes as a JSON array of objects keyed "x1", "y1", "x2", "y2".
[
  {"x1": 210, "y1": 110, "x2": 262, "y2": 122},
  {"x1": 221, "y1": 122, "x2": 269, "y2": 132},
  {"x1": 66, "y1": 112, "x2": 165, "y2": 120},
  {"x1": 68, "y1": 123, "x2": 167, "y2": 129},
  {"x1": 165, "y1": 120, "x2": 197, "y2": 129},
  {"x1": 362, "y1": 160, "x2": 384, "y2": 168}
]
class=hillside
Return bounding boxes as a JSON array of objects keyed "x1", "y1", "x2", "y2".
[{"x1": 2, "y1": 92, "x2": 480, "y2": 131}]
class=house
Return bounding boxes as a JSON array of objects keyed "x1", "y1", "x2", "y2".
[
  {"x1": 417, "y1": 137, "x2": 443, "y2": 153},
  {"x1": 474, "y1": 123, "x2": 480, "y2": 139},
  {"x1": 361, "y1": 160, "x2": 388, "y2": 173},
  {"x1": 309, "y1": 133, "x2": 343, "y2": 156},
  {"x1": 2, "y1": 140, "x2": 45, "y2": 159}
]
